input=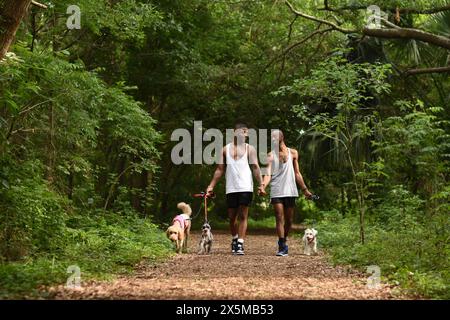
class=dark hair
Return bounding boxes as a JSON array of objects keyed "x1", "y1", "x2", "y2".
[
  {"x1": 234, "y1": 123, "x2": 248, "y2": 130},
  {"x1": 272, "y1": 129, "x2": 284, "y2": 142}
]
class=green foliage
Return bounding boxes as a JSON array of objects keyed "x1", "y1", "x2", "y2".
[
  {"x1": 276, "y1": 56, "x2": 392, "y2": 111},
  {"x1": 374, "y1": 104, "x2": 449, "y2": 198},
  {"x1": 63, "y1": 211, "x2": 172, "y2": 274},
  {"x1": 0, "y1": 211, "x2": 172, "y2": 298},
  {"x1": 313, "y1": 207, "x2": 449, "y2": 299},
  {"x1": 0, "y1": 257, "x2": 67, "y2": 298},
  {"x1": 0, "y1": 158, "x2": 67, "y2": 261},
  {"x1": 0, "y1": 45, "x2": 161, "y2": 213},
  {"x1": 372, "y1": 185, "x2": 424, "y2": 226},
  {"x1": 1, "y1": 0, "x2": 449, "y2": 300},
  {"x1": 209, "y1": 216, "x2": 277, "y2": 231},
  {"x1": 278, "y1": 56, "x2": 393, "y2": 243},
  {"x1": 0, "y1": 44, "x2": 164, "y2": 297}
]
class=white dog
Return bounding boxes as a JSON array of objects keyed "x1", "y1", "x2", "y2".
[
  {"x1": 198, "y1": 222, "x2": 213, "y2": 255},
  {"x1": 302, "y1": 228, "x2": 318, "y2": 256}
]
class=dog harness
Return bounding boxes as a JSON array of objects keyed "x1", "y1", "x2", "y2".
[{"x1": 172, "y1": 213, "x2": 191, "y2": 229}]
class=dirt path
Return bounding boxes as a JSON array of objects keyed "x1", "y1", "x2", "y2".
[{"x1": 51, "y1": 230, "x2": 401, "y2": 299}]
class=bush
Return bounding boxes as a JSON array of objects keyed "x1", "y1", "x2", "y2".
[
  {"x1": 0, "y1": 210, "x2": 173, "y2": 298},
  {"x1": 0, "y1": 159, "x2": 67, "y2": 261},
  {"x1": 312, "y1": 208, "x2": 449, "y2": 299},
  {"x1": 0, "y1": 44, "x2": 167, "y2": 298},
  {"x1": 64, "y1": 210, "x2": 173, "y2": 273}
]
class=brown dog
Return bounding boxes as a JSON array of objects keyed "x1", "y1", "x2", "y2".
[{"x1": 166, "y1": 202, "x2": 192, "y2": 253}]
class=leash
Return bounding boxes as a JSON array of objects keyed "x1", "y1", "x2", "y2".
[
  {"x1": 192, "y1": 191, "x2": 215, "y2": 223},
  {"x1": 190, "y1": 202, "x2": 204, "y2": 221}
]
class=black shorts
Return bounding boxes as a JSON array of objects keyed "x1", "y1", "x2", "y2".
[
  {"x1": 226, "y1": 192, "x2": 253, "y2": 208},
  {"x1": 271, "y1": 197, "x2": 297, "y2": 208}
]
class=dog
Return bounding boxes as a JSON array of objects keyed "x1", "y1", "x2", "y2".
[
  {"x1": 198, "y1": 222, "x2": 213, "y2": 255},
  {"x1": 166, "y1": 202, "x2": 192, "y2": 253},
  {"x1": 302, "y1": 228, "x2": 318, "y2": 256}
]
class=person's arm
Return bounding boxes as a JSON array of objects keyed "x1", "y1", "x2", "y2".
[
  {"x1": 206, "y1": 147, "x2": 226, "y2": 194},
  {"x1": 291, "y1": 149, "x2": 313, "y2": 198},
  {"x1": 261, "y1": 152, "x2": 274, "y2": 193},
  {"x1": 248, "y1": 145, "x2": 265, "y2": 195}
]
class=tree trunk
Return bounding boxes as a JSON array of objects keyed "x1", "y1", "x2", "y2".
[
  {"x1": 345, "y1": 144, "x2": 365, "y2": 244},
  {"x1": 359, "y1": 197, "x2": 365, "y2": 244},
  {"x1": 46, "y1": 103, "x2": 55, "y2": 183},
  {"x1": 0, "y1": 0, "x2": 32, "y2": 60},
  {"x1": 340, "y1": 186, "x2": 345, "y2": 217},
  {"x1": 68, "y1": 168, "x2": 74, "y2": 200},
  {"x1": 363, "y1": 27, "x2": 450, "y2": 51}
]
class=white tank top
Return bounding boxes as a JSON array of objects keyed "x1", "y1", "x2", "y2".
[
  {"x1": 270, "y1": 148, "x2": 299, "y2": 198},
  {"x1": 225, "y1": 143, "x2": 253, "y2": 194}
]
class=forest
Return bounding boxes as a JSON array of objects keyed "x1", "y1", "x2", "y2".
[{"x1": 0, "y1": 0, "x2": 449, "y2": 299}]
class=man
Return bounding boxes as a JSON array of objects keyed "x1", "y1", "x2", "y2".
[
  {"x1": 261, "y1": 129, "x2": 312, "y2": 256},
  {"x1": 206, "y1": 123, "x2": 264, "y2": 255}
]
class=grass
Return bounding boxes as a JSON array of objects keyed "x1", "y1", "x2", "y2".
[
  {"x1": 0, "y1": 212, "x2": 173, "y2": 299},
  {"x1": 306, "y1": 209, "x2": 450, "y2": 299}
]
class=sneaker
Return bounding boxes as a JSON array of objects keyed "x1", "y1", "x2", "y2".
[
  {"x1": 236, "y1": 242, "x2": 244, "y2": 255},
  {"x1": 276, "y1": 241, "x2": 288, "y2": 256},
  {"x1": 231, "y1": 239, "x2": 238, "y2": 254}
]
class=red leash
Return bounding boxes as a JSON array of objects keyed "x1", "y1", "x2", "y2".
[{"x1": 192, "y1": 192, "x2": 215, "y2": 222}]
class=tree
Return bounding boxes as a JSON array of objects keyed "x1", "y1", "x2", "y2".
[
  {"x1": 275, "y1": 57, "x2": 392, "y2": 243},
  {"x1": 284, "y1": 0, "x2": 450, "y2": 75},
  {"x1": 0, "y1": 0, "x2": 32, "y2": 60}
]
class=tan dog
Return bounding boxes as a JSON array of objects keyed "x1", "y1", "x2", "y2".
[{"x1": 166, "y1": 202, "x2": 192, "y2": 253}]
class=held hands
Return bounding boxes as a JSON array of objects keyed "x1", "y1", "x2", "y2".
[
  {"x1": 208, "y1": 184, "x2": 311, "y2": 198},
  {"x1": 257, "y1": 185, "x2": 267, "y2": 196},
  {"x1": 208, "y1": 184, "x2": 268, "y2": 196}
]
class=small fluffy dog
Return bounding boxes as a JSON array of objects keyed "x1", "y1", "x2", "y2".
[
  {"x1": 302, "y1": 228, "x2": 318, "y2": 256},
  {"x1": 166, "y1": 202, "x2": 192, "y2": 253},
  {"x1": 198, "y1": 222, "x2": 213, "y2": 255}
]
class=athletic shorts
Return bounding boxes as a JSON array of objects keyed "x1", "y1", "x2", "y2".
[
  {"x1": 270, "y1": 197, "x2": 297, "y2": 208},
  {"x1": 226, "y1": 192, "x2": 253, "y2": 208}
]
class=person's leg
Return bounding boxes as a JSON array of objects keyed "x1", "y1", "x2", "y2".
[
  {"x1": 237, "y1": 205, "x2": 249, "y2": 239},
  {"x1": 235, "y1": 192, "x2": 252, "y2": 255},
  {"x1": 228, "y1": 208, "x2": 238, "y2": 253},
  {"x1": 283, "y1": 198, "x2": 297, "y2": 239},
  {"x1": 235, "y1": 205, "x2": 248, "y2": 255},
  {"x1": 228, "y1": 208, "x2": 238, "y2": 236},
  {"x1": 273, "y1": 200, "x2": 289, "y2": 256},
  {"x1": 284, "y1": 206, "x2": 295, "y2": 239},
  {"x1": 227, "y1": 193, "x2": 239, "y2": 254},
  {"x1": 227, "y1": 193, "x2": 239, "y2": 237},
  {"x1": 273, "y1": 203, "x2": 285, "y2": 239}
]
